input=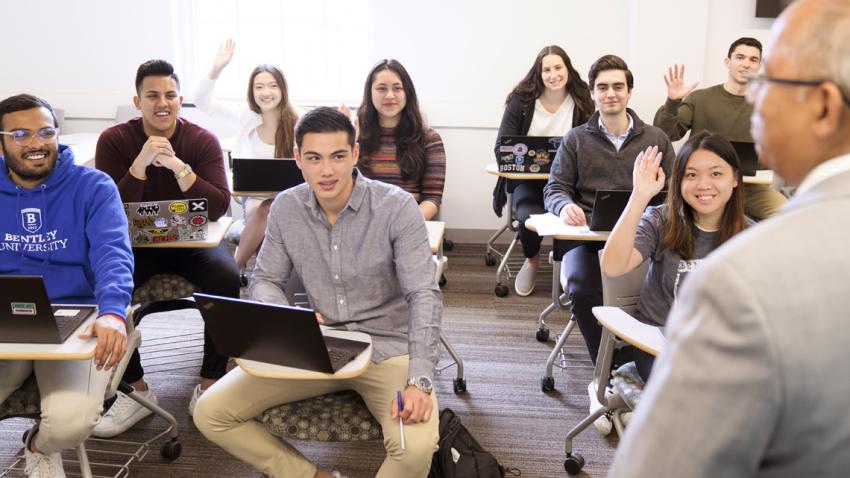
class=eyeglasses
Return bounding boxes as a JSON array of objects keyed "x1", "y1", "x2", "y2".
[
  {"x1": 0, "y1": 127, "x2": 60, "y2": 146},
  {"x1": 746, "y1": 74, "x2": 850, "y2": 106}
]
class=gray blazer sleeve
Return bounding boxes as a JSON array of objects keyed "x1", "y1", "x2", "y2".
[
  {"x1": 543, "y1": 129, "x2": 579, "y2": 216},
  {"x1": 608, "y1": 257, "x2": 781, "y2": 477}
]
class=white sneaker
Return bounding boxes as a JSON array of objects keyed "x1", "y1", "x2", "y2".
[
  {"x1": 331, "y1": 471, "x2": 349, "y2": 478},
  {"x1": 587, "y1": 381, "x2": 613, "y2": 436},
  {"x1": 24, "y1": 447, "x2": 65, "y2": 478},
  {"x1": 514, "y1": 261, "x2": 537, "y2": 296},
  {"x1": 92, "y1": 387, "x2": 156, "y2": 438},
  {"x1": 188, "y1": 384, "x2": 205, "y2": 417}
]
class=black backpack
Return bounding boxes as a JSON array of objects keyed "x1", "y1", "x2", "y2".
[{"x1": 428, "y1": 408, "x2": 517, "y2": 478}]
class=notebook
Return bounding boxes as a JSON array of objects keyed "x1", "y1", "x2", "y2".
[
  {"x1": 0, "y1": 275, "x2": 97, "y2": 344},
  {"x1": 497, "y1": 136, "x2": 562, "y2": 174},
  {"x1": 231, "y1": 158, "x2": 305, "y2": 192},
  {"x1": 193, "y1": 293, "x2": 369, "y2": 374},
  {"x1": 123, "y1": 198, "x2": 209, "y2": 246},
  {"x1": 588, "y1": 190, "x2": 667, "y2": 232}
]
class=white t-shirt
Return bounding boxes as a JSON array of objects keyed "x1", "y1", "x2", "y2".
[
  {"x1": 247, "y1": 129, "x2": 276, "y2": 158},
  {"x1": 528, "y1": 95, "x2": 575, "y2": 136}
]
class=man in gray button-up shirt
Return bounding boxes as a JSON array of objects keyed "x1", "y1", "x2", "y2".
[{"x1": 194, "y1": 107, "x2": 441, "y2": 478}]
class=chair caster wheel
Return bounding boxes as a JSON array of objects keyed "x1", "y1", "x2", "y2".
[
  {"x1": 535, "y1": 327, "x2": 550, "y2": 342},
  {"x1": 161, "y1": 440, "x2": 182, "y2": 460},
  {"x1": 541, "y1": 376, "x2": 555, "y2": 392},
  {"x1": 443, "y1": 239, "x2": 455, "y2": 251},
  {"x1": 239, "y1": 272, "x2": 248, "y2": 287},
  {"x1": 453, "y1": 378, "x2": 467, "y2": 394},
  {"x1": 494, "y1": 284, "x2": 509, "y2": 297},
  {"x1": 564, "y1": 453, "x2": 585, "y2": 475},
  {"x1": 484, "y1": 254, "x2": 496, "y2": 266},
  {"x1": 439, "y1": 274, "x2": 447, "y2": 287}
]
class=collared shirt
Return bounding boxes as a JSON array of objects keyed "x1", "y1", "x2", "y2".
[
  {"x1": 251, "y1": 170, "x2": 443, "y2": 381},
  {"x1": 598, "y1": 113, "x2": 635, "y2": 151},
  {"x1": 796, "y1": 153, "x2": 850, "y2": 195}
]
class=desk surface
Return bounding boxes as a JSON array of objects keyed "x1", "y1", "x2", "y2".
[
  {"x1": 425, "y1": 221, "x2": 445, "y2": 253},
  {"x1": 525, "y1": 213, "x2": 609, "y2": 241},
  {"x1": 743, "y1": 169, "x2": 774, "y2": 185},
  {"x1": 0, "y1": 314, "x2": 97, "y2": 360},
  {"x1": 232, "y1": 190, "x2": 279, "y2": 199},
  {"x1": 593, "y1": 306, "x2": 665, "y2": 356},
  {"x1": 132, "y1": 217, "x2": 233, "y2": 249},
  {"x1": 236, "y1": 328, "x2": 373, "y2": 380},
  {"x1": 485, "y1": 163, "x2": 549, "y2": 181}
]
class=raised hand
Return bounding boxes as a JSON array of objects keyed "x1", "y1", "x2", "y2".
[
  {"x1": 632, "y1": 146, "x2": 666, "y2": 202},
  {"x1": 338, "y1": 104, "x2": 360, "y2": 142},
  {"x1": 664, "y1": 64, "x2": 699, "y2": 101},
  {"x1": 210, "y1": 38, "x2": 236, "y2": 79}
]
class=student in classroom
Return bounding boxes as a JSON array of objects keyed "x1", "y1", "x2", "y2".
[
  {"x1": 492, "y1": 45, "x2": 595, "y2": 296},
  {"x1": 341, "y1": 59, "x2": 445, "y2": 221},
  {"x1": 601, "y1": 131, "x2": 749, "y2": 383},
  {"x1": 194, "y1": 38, "x2": 300, "y2": 275}
]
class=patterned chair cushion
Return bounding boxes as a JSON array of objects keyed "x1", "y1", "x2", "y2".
[
  {"x1": 611, "y1": 361, "x2": 645, "y2": 410},
  {"x1": 0, "y1": 374, "x2": 40, "y2": 419},
  {"x1": 132, "y1": 274, "x2": 197, "y2": 304},
  {"x1": 261, "y1": 390, "x2": 382, "y2": 442}
]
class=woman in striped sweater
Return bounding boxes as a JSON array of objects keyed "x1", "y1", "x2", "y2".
[{"x1": 354, "y1": 59, "x2": 445, "y2": 220}]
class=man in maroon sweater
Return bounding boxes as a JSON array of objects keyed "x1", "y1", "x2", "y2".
[{"x1": 94, "y1": 59, "x2": 240, "y2": 437}]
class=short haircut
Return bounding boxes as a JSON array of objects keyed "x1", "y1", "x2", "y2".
[
  {"x1": 0, "y1": 94, "x2": 57, "y2": 132},
  {"x1": 588, "y1": 54, "x2": 634, "y2": 91},
  {"x1": 135, "y1": 59, "x2": 181, "y2": 94},
  {"x1": 294, "y1": 106, "x2": 356, "y2": 150},
  {"x1": 727, "y1": 37, "x2": 763, "y2": 58}
]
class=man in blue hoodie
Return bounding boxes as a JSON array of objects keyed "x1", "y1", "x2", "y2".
[{"x1": 0, "y1": 94, "x2": 134, "y2": 478}]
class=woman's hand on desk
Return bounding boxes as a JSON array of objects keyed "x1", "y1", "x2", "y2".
[
  {"x1": 560, "y1": 203, "x2": 587, "y2": 226},
  {"x1": 79, "y1": 314, "x2": 127, "y2": 371},
  {"x1": 391, "y1": 386, "x2": 433, "y2": 424}
]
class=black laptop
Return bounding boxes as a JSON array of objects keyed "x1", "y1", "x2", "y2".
[
  {"x1": 193, "y1": 293, "x2": 369, "y2": 374},
  {"x1": 730, "y1": 141, "x2": 759, "y2": 176},
  {"x1": 497, "y1": 136, "x2": 562, "y2": 174},
  {"x1": 0, "y1": 276, "x2": 97, "y2": 344},
  {"x1": 231, "y1": 158, "x2": 305, "y2": 192},
  {"x1": 588, "y1": 190, "x2": 668, "y2": 232}
]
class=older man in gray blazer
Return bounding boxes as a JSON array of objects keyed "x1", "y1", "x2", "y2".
[{"x1": 608, "y1": 0, "x2": 850, "y2": 476}]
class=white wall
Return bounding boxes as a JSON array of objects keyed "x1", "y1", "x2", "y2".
[{"x1": 4, "y1": 0, "x2": 774, "y2": 238}]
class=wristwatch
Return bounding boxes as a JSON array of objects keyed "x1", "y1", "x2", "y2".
[
  {"x1": 407, "y1": 376, "x2": 433, "y2": 394},
  {"x1": 174, "y1": 163, "x2": 193, "y2": 180}
]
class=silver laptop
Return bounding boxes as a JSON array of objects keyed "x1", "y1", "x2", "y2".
[
  {"x1": 123, "y1": 198, "x2": 209, "y2": 246},
  {"x1": 0, "y1": 275, "x2": 98, "y2": 344}
]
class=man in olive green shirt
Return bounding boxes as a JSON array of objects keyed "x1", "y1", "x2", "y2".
[{"x1": 654, "y1": 37, "x2": 787, "y2": 220}]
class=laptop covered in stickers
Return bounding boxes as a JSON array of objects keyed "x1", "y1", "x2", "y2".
[
  {"x1": 497, "y1": 136, "x2": 562, "y2": 174},
  {"x1": 123, "y1": 198, "x2": 209, "y2": 246}
]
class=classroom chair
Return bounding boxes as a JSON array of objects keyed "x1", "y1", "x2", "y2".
[
  {"x1": 561, "y1": 254, "x2": 663, "y2": 475},
  {"x1": 0, "y1": 307, "x2": 181, "y2": 478}
]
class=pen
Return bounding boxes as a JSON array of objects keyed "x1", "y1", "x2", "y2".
[{"x1": 397, "y1": 390, "x2": 406, "y2": 451}]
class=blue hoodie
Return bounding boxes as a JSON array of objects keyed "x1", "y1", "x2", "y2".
[{"x1": 0, "y1": 145, "x2": 134, "y2": 319}]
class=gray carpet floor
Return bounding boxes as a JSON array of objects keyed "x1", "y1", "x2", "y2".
[{"x1": 1, "y1": 243, "x2": 618, "y2": 477}]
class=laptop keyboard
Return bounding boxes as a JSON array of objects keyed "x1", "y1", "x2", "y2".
[
  {"x1": 327, "y1": 348, "x2": 348, "y2": 364},
  {"x1": 55, "y1": 316, "x2": 78, "y2": 341}
]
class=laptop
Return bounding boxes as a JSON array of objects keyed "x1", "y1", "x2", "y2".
[
  {"x1": 123, "y1": 198, "x2": 209, "y2": 246},
  {"x1": 497, "y1": 136, "x2": 562, "y2": 174},
  {"x1": 193, "y1": 293, "x2": 370, "y2": 374},
  {"x1": 231, "y1": 158, "x2": 305, "y2": 192},
  {"x1": 588, "y1": 190, "x2": 668, "y2": 232},
  {"x1": 0, "y1": 275, "x2": 97, "y2": 344},
  {"x1": 730, "y1": 141, "x2": 759, "y2": 176}
]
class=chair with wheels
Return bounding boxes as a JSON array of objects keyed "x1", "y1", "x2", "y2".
[{"x1": 561, "y1": 254, "x2": 663, "y2": 475}]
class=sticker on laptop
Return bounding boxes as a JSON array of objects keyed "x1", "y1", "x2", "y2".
[
  {"x1": 189, "y1": 199, "x2": 208, "y2": 212},
  {"x1": 54, "y1": 309, "x2": 80, "y2": 317},
  {"x1": 11, "y1": 302, "x2": 36, "y2": 316},
  {"x1": 511, "y1": 143, "x2": 528, "y2": 156},
  {"x1": 169, "y1": 201, "x2": 189, "y2": 214}
]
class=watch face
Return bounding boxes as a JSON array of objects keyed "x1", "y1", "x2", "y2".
[{"x1": 418, "y1": 376, "x2": 432, "y2": 390}]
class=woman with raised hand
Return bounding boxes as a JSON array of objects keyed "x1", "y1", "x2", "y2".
[
  {"x1": 195, "y1": 38, "x2": 299, "y2": 277},
  {"x1": 493, "y1": 45, "x2": 594, "y2": 296}
]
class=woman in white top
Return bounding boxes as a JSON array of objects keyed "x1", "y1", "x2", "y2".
[{"x1": 195, "y1": 39, "x2": 299, "y2": 273}]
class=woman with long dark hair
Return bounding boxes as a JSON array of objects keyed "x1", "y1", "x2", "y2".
[
  {"x1": 195, "y1": 39, "x2": 299, "y2": 272},
  {"x1": 352, "y1": 59, "x2": 445, "y2": 220},
  {"x1": 493, "y1": 45, "x2": 595, "y2": 296}
]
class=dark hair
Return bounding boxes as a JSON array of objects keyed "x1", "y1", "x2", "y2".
[
  {"x1": 588, "y1": 54, "x2": 634, "y2": 91},
  {"x1": 247, "y1": 64, "x2": 299, "y2": 158},
  {"x1": 356, "y1": 59, "x2": 426, "y2": 182},
  {"x1": 661, "y1": 130, "x2": 747, "y2": 260},
  {"x1": 0, "y1": 94, "x2": 57, "y2": 133},
  {"x1": 135, "y1": 59, "x2": 181, "y2": 94},
  {"x1": 506, "y1": 45, "x2": 594, "y2": 119},
  {"x1": 727, "y1": 37, "x2": 763, "y2": 59},
  {"x1": 294, "y1": 106, "x2": 355, "y2": 149}
]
